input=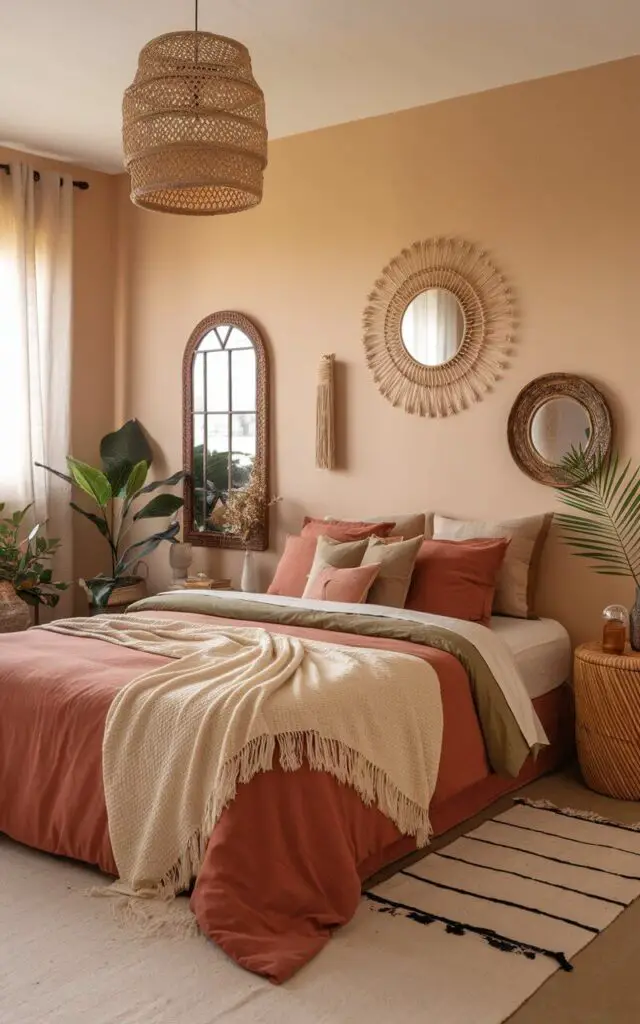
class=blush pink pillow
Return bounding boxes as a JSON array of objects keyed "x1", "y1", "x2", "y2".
[
  {"x1": 405, "y1": 538, "x2": 510, "y2": 625},
  {"x1": 304, "y1": 564, "x2": 380, "y2": 603},
  {"x1": 266, "y1": 535, "x2": 319, "y2": 598},
  {"x1": 301, "y1": 517, "x2": 395, "y2": 541}
]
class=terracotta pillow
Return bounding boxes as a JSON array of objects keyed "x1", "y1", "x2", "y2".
[
  {"x1": 405, "y1": 538, "x2": 510, "y2": 625},
  {"x1": 302, "y1": 535, "x2": 371, "y2": 596},
  {"x1": 432, "y1": 513, "x2": 552, "y2": 618},
  {"x1": 305, "y1": 564, "x2": 381, "y2": 603},
  {"x1": 301, "y1": 517, "x2": 395, "y2": 541},
  {"x1": 267, "y1": 535, "x2": 319, "y2": 598},
  {"x1": 361, "y1": 535, "x2": 423, "y2": 608},
  {"x1": 324, "y1": 513, "x2": 427, "y2": 540}
]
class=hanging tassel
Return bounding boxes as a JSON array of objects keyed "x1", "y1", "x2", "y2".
[{"x1": 316, "y1": 354, "x2": 336, "y2": 470}]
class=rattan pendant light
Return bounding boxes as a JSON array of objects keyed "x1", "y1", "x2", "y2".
[{"x1": 122, "y1": 1, "x2": 267, "y2": 215}]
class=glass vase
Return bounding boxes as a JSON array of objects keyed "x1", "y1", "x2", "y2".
[{"x1": 630, "y1": 587, "x2": 640, "y2": 653}]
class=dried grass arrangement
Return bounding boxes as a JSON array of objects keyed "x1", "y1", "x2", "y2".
[{"x1": 217, "y1": 472, "x2": 280, "y2": 548}]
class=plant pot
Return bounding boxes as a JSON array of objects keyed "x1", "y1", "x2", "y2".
[
  {"x1": 0, "y1": 581, "x2": 32, "y2": 633},
  {"x1": 81, "y1": 576, "x2": 148, "y2": 615}
]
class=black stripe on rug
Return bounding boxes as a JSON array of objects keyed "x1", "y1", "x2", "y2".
[
  {"x1": 514, "y1": 799, "x2": 640, "y2": 834},
  {"x1": 434, "y1": 852, "x2": 627, "y2": 908},
  {"x1": 399, "y1": 869, "x2": 599, "y2": 933},
  {"x1": 466, "y1": 836, "x2": 640, "y2": 881},
  {"x1": 495, "y1": 820, "x2": 640, "y2": 858},
  {"x1": 363, "y1": 891, "x2": 574, "y2": 972}
]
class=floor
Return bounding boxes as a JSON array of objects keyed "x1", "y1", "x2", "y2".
[
  {"x1": 3, "y1": 766, "x2": 640, "y2": 1022},
  {"x1": 423, "y1": 766, "x2": 640, "y2": 1023}
]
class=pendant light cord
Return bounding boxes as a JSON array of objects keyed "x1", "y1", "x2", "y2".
[{"x1": 195, "y1": 0, "x2": 199, "y2": 32}]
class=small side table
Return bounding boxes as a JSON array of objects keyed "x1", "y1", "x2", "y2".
[{"x1": 574, "y1": 642, "x2": 640, "y2": 799}]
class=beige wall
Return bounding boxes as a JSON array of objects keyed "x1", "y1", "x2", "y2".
[
  {"x1": 0, "y1": 146, "x2": 118, "y2": 597},
  {"x1": 119, "y1": 56, "x2": 640, "y2": 645}
]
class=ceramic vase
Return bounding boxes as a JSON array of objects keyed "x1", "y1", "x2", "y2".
[{"x1": 240, "y1": 549, "x2": 259, "y2": 593}]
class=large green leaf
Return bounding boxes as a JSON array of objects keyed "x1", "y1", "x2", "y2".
[
  {"x1": 34, "y1": 461, "x2": 74, "y2": 487},
  {"x1": 83, "y1": 575, "x2": 118, "y2": 608},
  {"x1": 133, "y1": 469, "x2": 186, "y2": 498},
  {"x1": 105, "y1": 460, "x2": 134, "y2": 499},
  {"x1": 67, "y1": 458, "x2": 112, "y2": 507},
  {"x1": 556, "y1": 449, "x2": 640, "y2": 584},
  {"x1": 115, "y1": 522, "x2": 180, "y2": 576},
  {"x1": 70, "y1": 501, "x2": 111, "y2": 540},
  {"x1": 100, "y1": 420, "x2": 153, "y2": 472},
  {"x1": 125, "y1": 461, "x2": 149, "y2": 500},
  {"x1": 133, "y1": 493, "x2": 184, "y2": 520}
]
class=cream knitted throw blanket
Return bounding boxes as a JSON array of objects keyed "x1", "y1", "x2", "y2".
[{"x1": 43, "y1": 615, "x2": 443, "y2": 898}]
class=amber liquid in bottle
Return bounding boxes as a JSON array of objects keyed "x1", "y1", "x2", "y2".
[{"x1": 602, "y1": 620, "x2": 626, "y2": 655}]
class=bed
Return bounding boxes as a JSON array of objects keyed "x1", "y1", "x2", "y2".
[{"x1": 0, "y1": 591, "x2": 572, "y2": 983}]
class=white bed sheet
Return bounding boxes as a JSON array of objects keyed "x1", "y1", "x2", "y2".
[{"x1": 489, "y1": 616, "x2": 571, "y2": 700}]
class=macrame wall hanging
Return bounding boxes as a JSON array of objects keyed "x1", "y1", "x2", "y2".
[{"x1": 316, "y1": 354, "x2": 336, "y2": 470}]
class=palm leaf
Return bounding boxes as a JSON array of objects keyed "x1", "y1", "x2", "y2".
[{"x1": 556, "y1": 448, "x2": 640, "y2": 585}]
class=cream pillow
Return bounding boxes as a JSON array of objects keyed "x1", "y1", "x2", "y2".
[
  {"x1": 432, "y1": 513, "x2": 552, "y2": 619},
  {"x1": 302, "y1": 536, "x2": 370, "y2": 597},
  {"x1": 325, "y1": 513, "x2": 429, "y2": 541},
  {"x1": 361, "y1": 535, "x2": 424, "y2": 608}
]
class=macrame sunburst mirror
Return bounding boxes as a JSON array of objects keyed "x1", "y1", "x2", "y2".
[{"x1": 363, "y1": 237, "x2": 516, "y2": 417}]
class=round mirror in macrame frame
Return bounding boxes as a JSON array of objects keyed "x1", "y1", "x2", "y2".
[{"x1": 362, "y1": 237, "x2": 516, "y2": 417}]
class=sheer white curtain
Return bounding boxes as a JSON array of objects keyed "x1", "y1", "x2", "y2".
[{"x1": 0, "y1": 162, "x2": 73, "y2": 614}]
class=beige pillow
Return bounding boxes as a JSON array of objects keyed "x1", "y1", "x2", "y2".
[
  {"x1": 361, "y1": 535, "x2": 424, "y2": 608},
  {"x1": 326, "y1": 513, "x2": 428, "y2": 540},
  {"x1": 432, "y1": 513, "x2": 553, "y2": 619},
  {"x1": 302, "y1": 536, "x2": 370, "y2": 597}
]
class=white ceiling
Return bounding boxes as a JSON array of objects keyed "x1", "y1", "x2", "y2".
[{"x1": 2, "y1": 0, "x2": 640, "y2": 173}]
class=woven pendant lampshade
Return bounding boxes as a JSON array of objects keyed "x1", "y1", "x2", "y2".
[{"x1": 123, "y1": 30, "x2": 267, "y2": 215}]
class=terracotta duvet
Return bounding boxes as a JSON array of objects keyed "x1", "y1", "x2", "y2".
[{"x1": 0, "y1": 603, "x2": 570, "y2": 982}]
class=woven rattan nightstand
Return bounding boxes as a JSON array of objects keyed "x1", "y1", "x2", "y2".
[{"x1": 574, "y1": 642, "x2": 640, "y2": 799}]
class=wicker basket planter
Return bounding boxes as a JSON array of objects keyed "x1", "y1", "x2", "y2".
[
  {"x1": 574, "y1": 642, "x2": 640, "y2": 800},
  {"x1": 0, "y1": 581, "x2": 32, "y2": 633},
  {"x1": 81, "y1": 577, "x2": 147, "y2": 616}
]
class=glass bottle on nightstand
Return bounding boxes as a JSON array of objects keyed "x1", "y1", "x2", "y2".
[{"x1": 602, "y1": 605, "x2": 628, "y2": 656}]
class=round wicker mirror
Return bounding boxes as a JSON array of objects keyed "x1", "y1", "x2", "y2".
[
  {"x1": 507, "y1": 373, "x2": 612, "y2": 487},
  {"x1": 363, "y1": 237, "x2": 516, "y2": 417}
]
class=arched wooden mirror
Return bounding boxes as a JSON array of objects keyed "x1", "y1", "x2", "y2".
[{"x1": 182, "y1": 311, "x2": 269, "y2": 548}]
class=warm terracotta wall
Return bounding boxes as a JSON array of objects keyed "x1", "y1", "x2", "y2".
[
  {"x1": 0, "y1": 146, "x2": 118, "y2": 598},
  {"x1": 120, "y1": 57, "x2": 640, "y2": 646}
]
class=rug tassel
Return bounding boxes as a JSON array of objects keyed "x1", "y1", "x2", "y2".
[{"x1": 316, "y1": 354, "x2": 336, "y2": 470}]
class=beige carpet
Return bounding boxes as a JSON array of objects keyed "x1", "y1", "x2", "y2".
[{"x1": 2, "y1": 769, "x2": 640, "y2": 1023}]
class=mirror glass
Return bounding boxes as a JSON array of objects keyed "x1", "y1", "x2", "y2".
[
  {"x1": 400, "y1": 288, "x2": 465, "y2": 366},
  {"x1": 191, "y1": 324, "x2": 256, "y2": 532},
  {"x1": 530, "y1": 397, "x2": 592, "y2": 465}
]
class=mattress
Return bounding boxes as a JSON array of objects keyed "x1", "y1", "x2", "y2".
[{"x1": 490, "y1": 616, "x2": 571, "y2": 699}]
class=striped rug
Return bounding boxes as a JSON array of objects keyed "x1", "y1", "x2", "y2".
[
  {"x1": 365, "y1": 797, "x2": 640, "y2": 1015},
  {"x1": 3, "y1": 799, "x2": 640, "y2": 1024}
]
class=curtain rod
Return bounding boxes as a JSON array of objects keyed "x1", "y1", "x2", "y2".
[{"x1": 0, "y1": 164, "x2": 89, "y2": 190}]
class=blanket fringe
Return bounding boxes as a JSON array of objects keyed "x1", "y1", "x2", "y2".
[
  {"x1": 142, "y1": 731, "x2": 432, "y2": 904},
  {"x1": 514, "y1": 797, "x2": 640, "y2": 832}
]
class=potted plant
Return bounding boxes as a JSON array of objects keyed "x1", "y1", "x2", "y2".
[
  {"x1": 0, "y1": 503, "x2": 69, "y2": 631},
  {"x1": 555, "y1": 447, "x2": 640, "y2": 648},
  {"x1": 37, "y1": 420, "x2": 185, "y2": 611}
]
